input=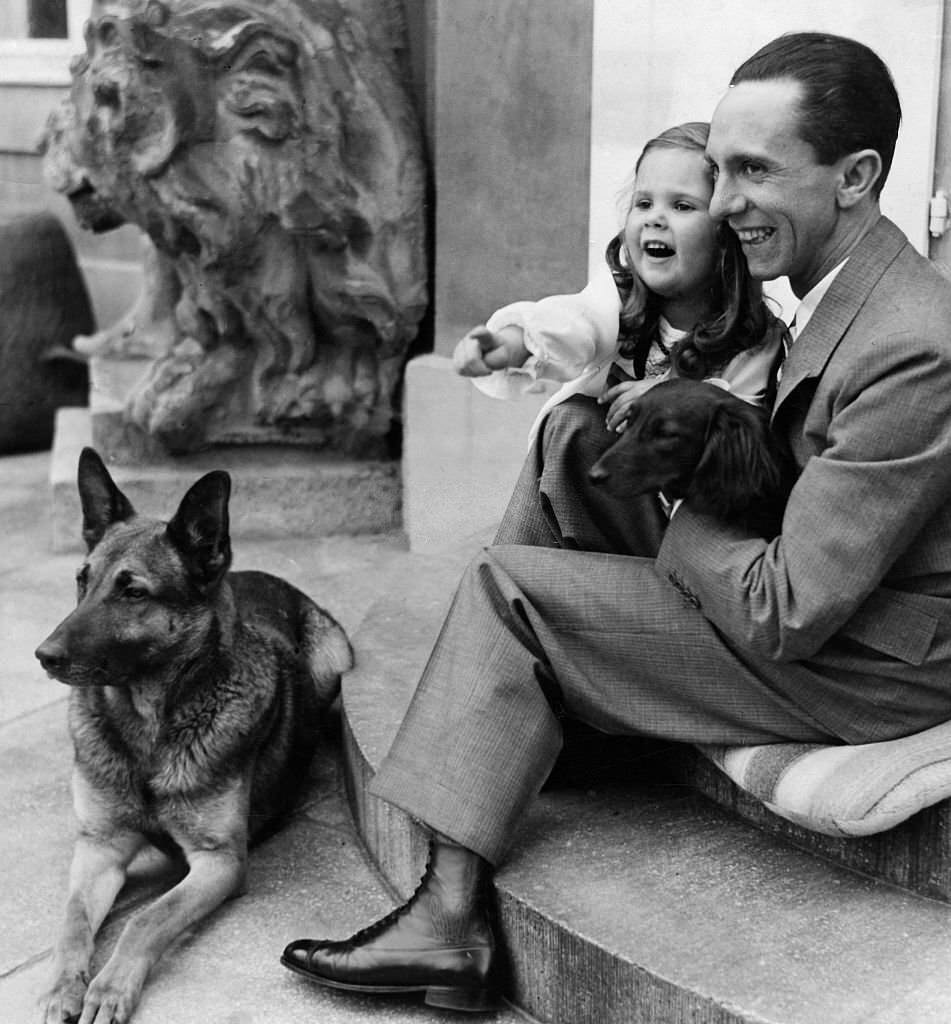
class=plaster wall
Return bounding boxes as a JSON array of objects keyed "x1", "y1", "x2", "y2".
[
  {"x1": 589, "y1": 0, "x2": 945, "y2": 320},
  {"x1": 427, "y1": 0, "x2": 594, "y2": 353}
]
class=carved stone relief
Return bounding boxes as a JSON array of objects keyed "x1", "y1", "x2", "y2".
[{"x1": 44, "y1": 0, "x2": 428, "y2": 457}]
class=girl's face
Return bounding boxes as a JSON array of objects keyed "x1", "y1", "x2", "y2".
[{"x1": 623, "y1": 146, "x2": 720, "y2": 326}]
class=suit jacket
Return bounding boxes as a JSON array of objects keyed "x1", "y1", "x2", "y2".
[{"x1": 656, "y1": 216, "x2": 951, "y2": 738}]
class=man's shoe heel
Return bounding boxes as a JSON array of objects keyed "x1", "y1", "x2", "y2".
[{"x1": 424, "y1": 985, "x2": 495, "y2": 1012}]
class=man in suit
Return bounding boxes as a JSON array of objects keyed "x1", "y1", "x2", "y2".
[{"x1": 281, "y1": 32, "x2": 951, "y2": 1011}]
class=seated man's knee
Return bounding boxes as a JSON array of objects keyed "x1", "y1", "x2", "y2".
[{"x1": 540, "y1": 397, "x2": 608, "y2": 454}]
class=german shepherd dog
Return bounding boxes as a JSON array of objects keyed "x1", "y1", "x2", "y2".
[{"x1": 35, "y1": 448, "x2": 353, "y2": 1024}]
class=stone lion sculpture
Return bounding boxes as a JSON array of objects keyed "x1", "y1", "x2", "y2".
[{"x1": 44, "y1": 0, "x2": 428, "y2": 457}]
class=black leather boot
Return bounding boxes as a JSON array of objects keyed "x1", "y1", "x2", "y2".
[{"x1": 281, "y1": 838, "x2": 496, "y2": 1011}]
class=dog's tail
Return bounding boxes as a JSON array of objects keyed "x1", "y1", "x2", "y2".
[{"x1": 300, "y1": 603, "x2": 353, "y2": 706}]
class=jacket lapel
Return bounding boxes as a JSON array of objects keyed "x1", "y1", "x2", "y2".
[{"x1": 772, "y1": 216, "x2": 908, "y2": 420}]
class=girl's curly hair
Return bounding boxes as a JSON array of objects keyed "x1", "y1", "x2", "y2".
[{"x1": 606, "y1": 121, "x2": 772, "y2": 379}]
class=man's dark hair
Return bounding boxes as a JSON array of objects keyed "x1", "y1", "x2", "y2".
[{"x1": 731, "y1": 32, "x2": 902, "y2": 196}]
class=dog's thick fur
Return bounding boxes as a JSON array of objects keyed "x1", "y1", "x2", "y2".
[
  {"x1": 589, "y1": 378, "x2": 795, "y2": 537},
  {"x1": 35, "y1": 447, "x2": 352, "y2": 1024}
]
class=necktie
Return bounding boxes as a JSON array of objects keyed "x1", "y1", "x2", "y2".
[{"x1": 776, "y1": 315, "x2": 797, "y2": 385}]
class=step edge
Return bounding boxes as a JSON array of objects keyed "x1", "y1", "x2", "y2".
[{"x1": 341, "y1": 712, "x2": 782, "y2": 1024}]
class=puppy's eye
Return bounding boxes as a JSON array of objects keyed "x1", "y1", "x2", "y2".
[
  {"x1": 650, "y1": 421, "x2": 679, "y2": 440},
  {"x1": 124, "y1": 586, "x2": 149, "y2": 601}
]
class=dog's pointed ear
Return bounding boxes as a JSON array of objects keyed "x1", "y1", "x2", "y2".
[
  {"x1": 166, "y1": 471, "x2": 233, "y2": 591},
  {"x1": 78, "y1": 447, "x2": 136, "y2": 551}
]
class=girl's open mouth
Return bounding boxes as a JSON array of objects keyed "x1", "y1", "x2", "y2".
[{"x1": 644, "y1": 241, "x2": 675, "y2": 258}]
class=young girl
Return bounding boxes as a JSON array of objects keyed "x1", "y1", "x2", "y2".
[{"x1": 453, "y1": 121, "x2": 786, "y2": 552}]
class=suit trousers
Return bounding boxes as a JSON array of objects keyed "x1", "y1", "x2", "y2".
[
  {"x1": 493, "y1": 395, "x2": 667, "y2": 553},
  {"x1": 371, "y1": 398, "x2": 838, "y2": 865}
]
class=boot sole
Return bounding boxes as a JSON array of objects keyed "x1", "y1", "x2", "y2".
[{"x1": 280, "y1": 954, "x2": 497, "y2": 1012}]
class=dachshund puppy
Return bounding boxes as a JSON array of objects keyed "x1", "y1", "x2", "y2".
[{"x1": 589, "y1": 378, "x2": 795, "y2": 537}]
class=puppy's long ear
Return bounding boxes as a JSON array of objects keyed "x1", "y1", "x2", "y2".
[
  {"x1": 78, "y1": 447, "x2": 136, "y2": 551},
  {"x1": 690, "y1": 403, "x2": 783, "y2": 518},
  {"x1": 166, "y1": 471, "x2": 233, "y2": 592}
]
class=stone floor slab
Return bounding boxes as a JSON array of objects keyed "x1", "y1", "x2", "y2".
[{"x1": 0, "y1": 735, "x2": 524, "y2": 1024}]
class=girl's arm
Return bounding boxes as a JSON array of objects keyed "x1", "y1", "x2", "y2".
[
  {"x1": 454, "y1": 261, "x2": 621, "y2": 400},
  {"x1": 453, "y1": 325, "x2": 530, "y2": 377}
]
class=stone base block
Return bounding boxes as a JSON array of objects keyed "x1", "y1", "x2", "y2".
[
  {"x1": 401, "y1": 354, "x2": 554, "y2": 552},
  {"x1": 50, "y1": 408, "x2": 401, "y2": 553}
]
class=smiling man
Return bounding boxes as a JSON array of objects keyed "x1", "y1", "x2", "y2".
[
  {"x1": 705, "y1": 35, "x2": 897, "y2": 298},
  {"x1": 656, "y1": 33, "x2": 951, "y2": 685},
  {"x1": 280, "y1": 33, "x2": 951, "y2": 1015}
]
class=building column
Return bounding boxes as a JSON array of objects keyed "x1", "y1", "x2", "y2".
[{"x1": 401, "y1": 0, "x2": 594, "y2": 550}]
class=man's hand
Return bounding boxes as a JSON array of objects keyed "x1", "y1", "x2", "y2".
[
  {"x1": 453, "y1": 326, "x2": 529, "y2": 377},
  {"x1": 599, "y1": 379, "x2": 657, "y2": 432}
]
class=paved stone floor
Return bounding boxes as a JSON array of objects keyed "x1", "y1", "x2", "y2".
[{"x1": 0, "y1": 450, "x2": 522, "y2": 1024}]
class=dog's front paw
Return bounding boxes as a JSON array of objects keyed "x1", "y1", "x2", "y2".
[
  {"x1": 75, "y1": 957, "x2": 149, "y2": 1024},
  {"x1": 40, "y1": 971, "x2": 88, "y2": 1023}
]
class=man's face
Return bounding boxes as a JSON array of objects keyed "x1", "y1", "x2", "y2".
[{"x1": 706, "y1": 78, "x2": 846, "y2": 297}]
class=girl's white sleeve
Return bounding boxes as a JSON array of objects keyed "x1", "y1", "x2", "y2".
[{"x1": 472, "y1": 262, "x2": 621, "y2": 401}]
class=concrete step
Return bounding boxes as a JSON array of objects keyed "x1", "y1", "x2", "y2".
[
  {"x1": 341, "y1": 547, "x2": 951, "y2": 1024},
  {"x1": 49, "y1": 407, "x2": 401, "y2": 553},
  {"x1": 680, "y1": 747, "x2": 951, "y2": 903}
]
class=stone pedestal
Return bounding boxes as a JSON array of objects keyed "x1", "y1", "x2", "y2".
[
  {"x1": 50, "y1": 407, "x2": 401, "y2": 554},
  {"x1": 401, "y1": 355, "x2": 553, "y2": 552}
]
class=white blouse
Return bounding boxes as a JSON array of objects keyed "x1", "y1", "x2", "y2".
[{"x1": 471, "y1": 260, "x2": 782, "y2": 445}]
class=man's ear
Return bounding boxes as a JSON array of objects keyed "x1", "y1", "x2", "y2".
[{"x1": 836, "y1": 149, "x2": 883, "y2": 209}]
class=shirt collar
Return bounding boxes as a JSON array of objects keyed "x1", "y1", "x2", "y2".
[
  {"x1": 790, "y1": 259, "x2": 848, "y2": 337},
  {"x1": 658, "y1": 316, "x2": 688, "y2": 345}
]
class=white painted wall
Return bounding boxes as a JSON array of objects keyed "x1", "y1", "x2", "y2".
[
  {"x1": 0, "y1": 3, "x2": 29, "y2": 38},
  {"x1": 589, "y1": 0, "x2": 945, "y2": 321}
]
